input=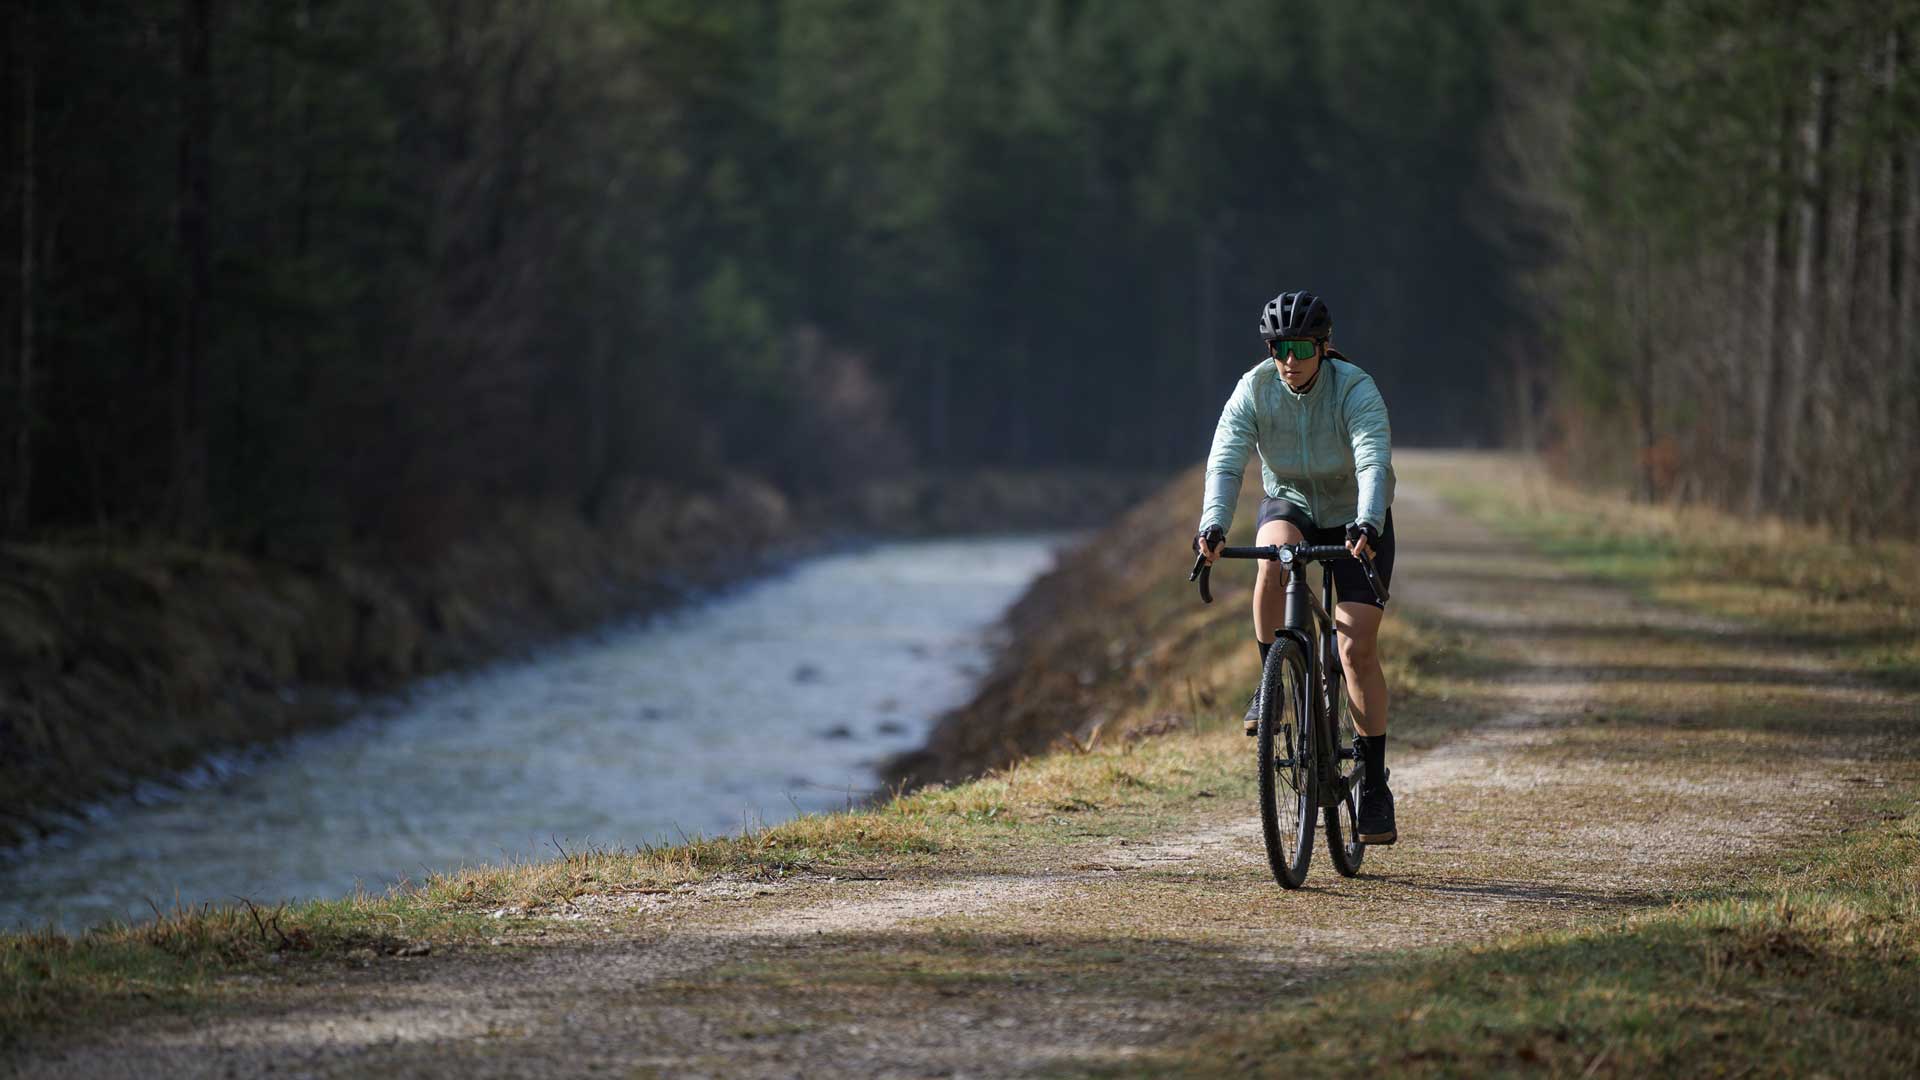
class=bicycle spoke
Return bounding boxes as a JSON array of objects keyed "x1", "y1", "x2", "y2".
[
  {"x1": 1325, "y1": 674, "x2": 1367, "y2": 876},
  {"x1": 1275, "y1": 722, "x2": 1301, "y2": 791}
]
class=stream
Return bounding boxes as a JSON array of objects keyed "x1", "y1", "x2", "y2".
[{"x1": 0, "y1": 533, "x2": 1072, "y2": 932}]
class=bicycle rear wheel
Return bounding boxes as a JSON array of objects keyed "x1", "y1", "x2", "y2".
[
  {"x1": 1257, "y1": 638, "x2": 1314, "y2": 889},
  {"x1": 1325, "y1": 675, "x2": 1367, "y2": 877}
]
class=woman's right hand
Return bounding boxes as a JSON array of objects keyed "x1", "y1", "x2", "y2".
[{"x1": 1193, "y1": 526, "x2": 1225, "y2": 565}]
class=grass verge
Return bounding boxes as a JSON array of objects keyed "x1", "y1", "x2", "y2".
[
  {"x1": 1406, "y1": 452, "x2": 1920, "y2": 688},
  {"x1": 0, "y1": 734, "x2": 1221, "y2": 1044}
]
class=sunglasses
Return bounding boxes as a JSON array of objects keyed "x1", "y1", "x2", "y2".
[{"x1": 1271, "y1": 339, "x2": 1319, "y2": 362}]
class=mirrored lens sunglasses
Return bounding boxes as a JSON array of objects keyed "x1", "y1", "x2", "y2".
[{"x1": 1272, "y1": 339, "x2": 1318, "y2": 362}]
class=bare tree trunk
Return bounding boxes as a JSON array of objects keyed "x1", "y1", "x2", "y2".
[
  {"x1": 1749, "y1": 104, "x2": 1794, "y2": 516},
  {"x1": 1892, "y1": 32, "x2": 1909, "y2": 375},
  {"x1": 8, "y1": 0, "x2": 34, "y2": 536},
  {"x1": 1887, "y1": 31, "x2": 1913, "y2": 525},
  {"x1": 1635, "y1": 234, "x2": 1658, "y2": 502},
  {"x1": 1509, "y1": 335, "x2": 1537, "y2": 454},
  {"x1": 172, "y1": 0, "x2": 214, "y2": 537},
  {"x1": 1827, "y1": 161, "x2": 1869, "y2": 531},
  {"x1": 1722, "y1": 242, "x2": 1755, "y2": 510},
  {"x1": 1838, "y1": 44, "x2": 1894, "y2": 538},
  {"x1": 295, "y1": 0, "x2": 315, "y2": 261},
  {"x1": 1195, "y1": 223, "x2": 1218, "y2": 454},
  {"x1": 1902, "y1": 128, "x2": 1920, "y2": 518},
  {"x1": 238, "y1": 2, "x2": 283, "y2": 539},
  {"x1": 927, "y1": 342, "x2": 950, "y2": 465},
  {"x1": 1702, "y1": 250, "x2": 1737, "y2": 506},
  {"x1": 579, "y1": 324, "x2": 611, "y2": 518},
  {"x1": 1775, "y1": 69, "x2": 1831, "y2": 513}
]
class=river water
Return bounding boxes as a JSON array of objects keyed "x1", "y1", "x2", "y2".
[{"x1": 1, "y1": 534, "x2": 1071, "y2": 932}]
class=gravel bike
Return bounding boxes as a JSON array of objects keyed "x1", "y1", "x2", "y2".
[{"x1": 1188, "y1": 541, "x2": 1390, "y2": 888}]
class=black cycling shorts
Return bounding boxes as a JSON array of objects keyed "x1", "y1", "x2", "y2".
[{"x1": 1254, "y1": 498, "x2": 1395, "y2": 608}]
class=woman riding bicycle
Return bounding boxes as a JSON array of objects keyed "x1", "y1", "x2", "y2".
[{"x1": 1192, "y1": 290, "x2": 1399, "y2": 845}]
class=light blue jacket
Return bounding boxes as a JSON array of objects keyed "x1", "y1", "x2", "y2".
[{"x1": 1198, "y1": 355, "x2": 1395, "y2": 536}]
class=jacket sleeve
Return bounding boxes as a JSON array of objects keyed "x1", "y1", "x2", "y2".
[
  {"x1": 1199, "y1": 374, "x2": 1258, "y2": 535},
  {"x1": 1342, "y1": 373, "x2": 1392, "y2": 531}
]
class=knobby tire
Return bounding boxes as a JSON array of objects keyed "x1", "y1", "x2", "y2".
[{"x1": 1257, "y1": 638, "x2": 1314, "y2": 889}]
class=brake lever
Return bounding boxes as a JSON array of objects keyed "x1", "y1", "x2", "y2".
[
  {"x1": 1187, "y1": 553, "x2": 1214, "y2": 604},
  {"x1": 1357, "y1": 550, "x2": 1390, "y2": 605}
]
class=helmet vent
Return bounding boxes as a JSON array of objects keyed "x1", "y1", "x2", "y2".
[{"x1": 1259, "y1": 290, "x2": 1330, "y2": 342}]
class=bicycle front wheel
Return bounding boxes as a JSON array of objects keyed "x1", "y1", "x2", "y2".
[{"x1": 1257, "y1": 638, "x2": 1315, "y2": 889}]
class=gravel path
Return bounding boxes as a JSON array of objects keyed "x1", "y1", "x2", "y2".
[{"x1": 15, "y1": 466, "x2": 1911, "y2": 1079}]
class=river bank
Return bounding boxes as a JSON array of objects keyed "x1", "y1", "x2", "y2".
[
  {"x1": 883, "y1": 468, "x2": 1465, "y2": 792},
  {"x1": 0, "y1": 468, "x2": 1165, "y2": 848}
]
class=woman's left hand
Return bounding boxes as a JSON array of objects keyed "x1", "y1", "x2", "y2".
[{"x1": 1344, "y1": 522, "x2": 1376, "y2": 559}]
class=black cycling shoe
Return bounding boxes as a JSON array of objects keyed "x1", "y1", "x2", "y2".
[
  {"x1": 1356, "y1": 768, "x2": 1397, "y2": 845},
  {"x1": 1242, "y1": 691, "x2": 1260, "y2": 736}
]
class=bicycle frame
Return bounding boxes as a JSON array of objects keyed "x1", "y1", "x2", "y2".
[
  {"x1": 1191, "y1": 541, "x2": 1388, "y2": 800},
  {"x1": 1187, "y1": 541, "x2": 1390, "y2": 882},
  {"x1": 1277, "y1": 548, "x2": 1348, "y2": 805}
]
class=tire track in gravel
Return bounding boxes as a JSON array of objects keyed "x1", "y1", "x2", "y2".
[{"x1": 17, "y1": 457, "x2": 1909, "y2": 1079}]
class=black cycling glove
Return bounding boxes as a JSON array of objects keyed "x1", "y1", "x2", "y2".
[
  {"x1": 1345, "y1": 521, "x2": 1379, "y2": 546},
  {"x1": 1193, "y1": 524, "x2": 1226, "y2": 554}
]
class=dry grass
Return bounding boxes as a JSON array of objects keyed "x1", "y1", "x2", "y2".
[
  {"x1": 1147, "y1": 805, "x2": 1920, "y2": 1079},
  {"x1": 0, "y1": 721, "x2": 1260, "y2": 1041},
  {"x1": 1406, "y1": 451, "x2": 1920, "y2": 687}
]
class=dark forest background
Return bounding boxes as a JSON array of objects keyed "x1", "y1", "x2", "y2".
[{"x1": 1, "y1": 0, "x2": 1915, "y2": 553}]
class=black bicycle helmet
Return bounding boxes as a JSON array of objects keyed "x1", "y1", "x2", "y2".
[{"x1": 1259, "y1": 291, "x2": 1332, "y2": 342}]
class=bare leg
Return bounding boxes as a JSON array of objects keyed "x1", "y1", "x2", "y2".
[
  {"x1": 1251, "y1": 518, "x2": 1306, "y2": 643},
  {"x1": 1334, "y1": 601, "x2": 1388, "y2": 737}
]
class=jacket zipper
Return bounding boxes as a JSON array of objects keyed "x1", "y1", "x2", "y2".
[{"x1": 1299, "y1": 370, "x2": 1323, "y2": 524}]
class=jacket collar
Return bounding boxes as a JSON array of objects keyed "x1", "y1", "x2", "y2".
[{"x1": 1275, "y1": 357, "x2": 1329, "y2": 401}]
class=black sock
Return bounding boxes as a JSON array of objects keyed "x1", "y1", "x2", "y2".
[
  {"x1": 1257, "y1": 639, "x2": 1272, "y2": 667},
  {"x1": 1356, "y1": 734, "x2": 1387, "y2": 782}
]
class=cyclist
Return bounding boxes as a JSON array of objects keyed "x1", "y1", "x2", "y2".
[{"x1": 1192, "y1": 290, "x2": 1399, "y2": 845}]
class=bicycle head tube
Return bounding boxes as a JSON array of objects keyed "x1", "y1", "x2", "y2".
[{"x1": 1281, "y1": 546, "x2": 1312, "y2": 633}]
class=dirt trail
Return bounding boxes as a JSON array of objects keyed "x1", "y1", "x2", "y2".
[{"x1": 17, "y1": 464, "x2": 1913, "y2": 1079}]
